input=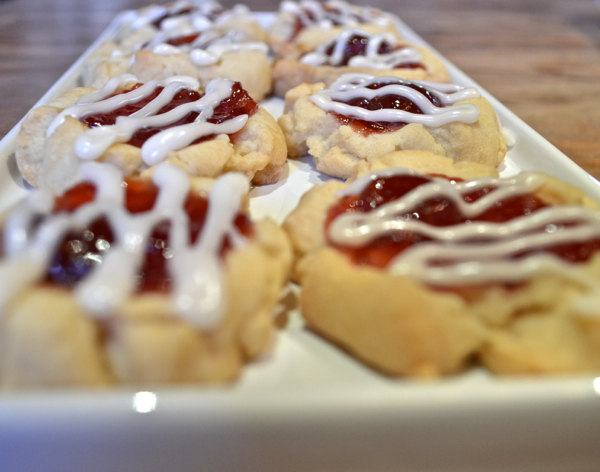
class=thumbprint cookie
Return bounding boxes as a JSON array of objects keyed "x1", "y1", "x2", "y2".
[
  {"x1": 0, "y1": 163, "x2": 291, "y2": 388},
  {"x1": 269, "y1": 0, "x2": 401, "y2": 59},
  {"x1": 278, "y1": 73, "x2": 507, "y2": 179},
  {"x1": 83, "y1": 27, "x2": 272, "y2": 102},
  {"x1": 272, "y1": 28, "x2": 449, "y2": 96},
  {"x1": 284, "y1": 154, "x2": 600, "y2": 377},
  {"x1": 16, "y1": 74, "x2": 287, "y2": 192},
  {"x1": 116, "y1": 1, "x2": 267, "y2": 51}
]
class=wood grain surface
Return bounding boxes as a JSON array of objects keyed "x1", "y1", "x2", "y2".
[{"x1": 1, "y1": 0, "x2": 599, "y2": 177}]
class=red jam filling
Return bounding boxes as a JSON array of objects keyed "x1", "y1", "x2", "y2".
[
  {"x1": 333, "y1": 79, "x2": 441, "y2": 134},
  {"x1": 81, "y1": 82, "x2": 257, "y2": 148},
  {"x1": 166, "y1": 32, "x2": 201, "y2": 46},
  {"x1": 45, "y1": 178, "x2": 252, "y2": 293},
  {"x1": 325, "y1": 174, "x2": 600, "y2": 272},
  {"x1": 324, "y1": 33, "x2": 424, "y2": 71}
]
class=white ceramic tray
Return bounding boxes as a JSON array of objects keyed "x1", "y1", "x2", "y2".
[{"x1": 0, "y1": 10, "x2": 600, "y2": 472}]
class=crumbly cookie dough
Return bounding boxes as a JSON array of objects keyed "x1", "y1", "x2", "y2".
[
  {"x1": 284, "y1": 160, "x2": 600, "y2": 377},
  {"x1": 16, "y1": 78, "x2": 287, "y2": 192},
  {"x1": 81, "y1": 41, "x2": 132, "y2": 90},
  {"x1": 352, "y1": 150, "x2": 499, "y2": 181},
  {"x1": 298, "y1": 247, "x2": 487, "y2": 377},
  {"x1": 278, "y1": 80, "x2": 507, "y2": 179}
]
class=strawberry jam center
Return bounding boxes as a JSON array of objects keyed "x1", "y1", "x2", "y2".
[
  {"x1": 81, "y1": 82, "x2": 257, "y2": 147},
  {"x1": 166, "y1": 32, "x2": 201, "y2": 46},
  {"x1": 326, "y1": 174, "x2": 600, "y2": 270},
  {"x1": 333, "y1": 80, "x2": 441, "y2": 134},
  {"x1": 45, "y1": 178, "x2": 252, "y2": 292}
]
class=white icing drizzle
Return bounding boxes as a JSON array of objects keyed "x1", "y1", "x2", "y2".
[
  {"x1": 0, "y1": 162, "x2": 250, "y2": 328},
  {"x1": 147, "y1": 31, "x2": 268, "y2": 67},
  {"x1": 131, "y1": 1, "x2": 221, "y2": 30},
  {"x1": 170, "y1": 170, "x2": 249, "y2": 327},
  {"x1": 47, "y1": 74, "x2": 250, "y2": 166},
  {"x1": 76, "y1": 74, "x2": 140, "y2": 105},
  {"x1": 309, "y1": 73, "x2": 481, "y2": 127},
  {"x1": 301, "y1": 29, "x2": 422, "y2": 70},
  {"x1": 148, "y1": 28, "x2": 239, "y2": 52},
  {"x1": 188, "y1": 41, "x2": 269, "y2": 66},
  {"x1": 130, "y1": 1, "x2": 251, "y2": 33},
  {"x1": 329, "y1": 168, "x2": 600, "y2": 288},
  {"x1": 281, "y1": 0, "x2": 393, "y2": 32},
  {"x1": 145, "y1": 26, "x2": 268, "y2": 67}
]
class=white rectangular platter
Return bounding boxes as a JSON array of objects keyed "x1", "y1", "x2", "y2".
[{"x1": 0, "y1": 10, "x2": 599, "y2": 472}]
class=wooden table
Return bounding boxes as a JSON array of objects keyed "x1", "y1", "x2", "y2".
[{"x1": 1, "y1": 0, "x2": 600, "y2": 177}]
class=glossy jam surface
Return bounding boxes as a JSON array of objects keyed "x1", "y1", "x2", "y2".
[
  {"x1": 333, "y1": 80, "x2": 441, "y2": 134},
  {"x1": 46, "y1": 178, "x2": 252, "y2": 292},
  {"x1": 325, "y1": 174, "x2": 600, "y2": 269},
  {"x1": 166, "y1": 32, "x2": 201, "y2": 46},
  {"x1": 81, "y1": 82, "x2": 257, "y2": 147}
]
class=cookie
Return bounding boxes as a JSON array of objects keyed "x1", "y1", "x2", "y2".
[
  {"x1": 269, "y1": 0, "x2": 401, "y2": 58},
  {"x1": 278, "y1": 73, "x2": 507, "y2": 179},
  {"x1": 116, "y1": 1, "x2": 267, "y2": 49},
  {"x1": 0, "y1": 163, "x2": 292, "y2": 388},
  {"x1": 16, "y1": 74, "x2": 287, "y2": 192},
  {"x1": 272, "y1": 28, "x2": 450, "y2": 96},
  {"x1": 83, "y1": 27, "x2": 272, "y2": 102},
  {"x1": 284, "y1": 156, "x2": 600, "y2": 377}
]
